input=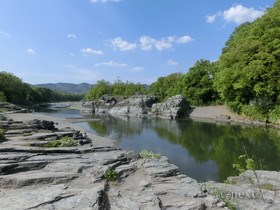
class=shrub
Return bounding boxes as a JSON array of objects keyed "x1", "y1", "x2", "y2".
[
  {"x1": 268, "y1": 106, "x2": 280, "y2": 124},
  {"x1": 0, "y1": 128, "x2": 5, "y2": 141},
  {"x1": 139, "y1": 149, "x2": 161, "y2": 159},
  {"x1": 44, "y1": 136, "x2": 78, "y2": 148},
  {"x1": 104, "y1": 169, "x2": 118, "y2": 181},
  {"x1": 227, "y1": 101, "x2": 243, "y2": 114}
]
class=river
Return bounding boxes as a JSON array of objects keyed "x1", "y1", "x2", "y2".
[{"x1": 37, "y1": 105, "x2": 280, "y2": 182}]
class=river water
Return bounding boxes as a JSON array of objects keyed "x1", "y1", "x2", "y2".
[{"x1": 37, "y1": 106, "x2": 280, "y2": 182}]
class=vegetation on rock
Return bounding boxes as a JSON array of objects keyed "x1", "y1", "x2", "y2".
[
  {"x1": 0, "y1": 128, "x2": 5, "y2": 141},
  {"x1": 44, "y1": 136, "x2": 78, "y2": 148},
  {"x1": 104, "y1": 168, "x2": 118, "y2": 181},
  {"x1": 86, "y1": 79, "x2": 147, "y2": 100},
  {"x1": 139, "y1": 149, "x2": 161, "y2": 159}
]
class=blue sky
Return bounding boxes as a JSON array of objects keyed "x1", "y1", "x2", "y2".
[{"x1": 0, "y1": 0, "x2": 276, "y2": 85}]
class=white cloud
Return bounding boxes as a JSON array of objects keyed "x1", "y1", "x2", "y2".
[
  {"x1": 80, "y1": 48, "x2": 104, "y2": 56},
  {"x1": 0, "y1": 31, "x2": 11, "y2": 37},
  {"x1": 223, "y1": 5, "x2": 264, "y2": 24},
  {"x1": 140, "y1": 35, "x2": 193, "y2": 51},
  {"x1": 139, "y1": 36, "x2": 153, "y2": 51},
  {"x1": 176, "y1": 36, "x2": 193, "y2": 44},
  {"x1": 26, "y1": 48, "x2": 36, "y2": 54},
  {"x1": 69, "y1": 53, "x2": 75, "y2": 56},
  {"x1": 67, "y1": 33, "x2": 77, "y2": 39},
  {"x1": 128, "y1": 66, "x2": 144, "y2": 73},
  {"x1": 206, "y1": 5, "x2": 264, "y2": 25},
  {"x1": 206, "y1": 15, "x2": 217, "y2": 23},
  {"x1": 94, "y1": 61, "x2": 127, "y2": 67},
  {"x1": 110, "y1": 37, "x2": 137, "y2": 51},
  {"x1": 167, "y1": 59, "x2": 178, "y2": 66},
  {"x1": 90, "y1": 0, "x2": 122, "y2": 3}
]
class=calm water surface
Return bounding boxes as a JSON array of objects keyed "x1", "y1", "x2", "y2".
[{"x1": 39, "y1": 106, "x2": 280, "y2": 182}]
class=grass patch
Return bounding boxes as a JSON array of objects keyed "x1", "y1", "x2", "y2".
[
  {"x1": 207, "y1": 184, "x2": 237, "y2": 210},
  {"x1": 44, "y1": 136, "x2": 78, "y2": 148},
  {"x1": 0, "y1": 128, "x2": 5, "y2": 141},
  {"x1": 0, "y1": 108, "x2": 7, "y2": 113},
  {"x1": 139, "y1": 149, "x2": 161, "y2": 159},
  {"x1": 261, "y1": 183, "x2": 274, "y2": 191},
  {"x1": 104, "y1": 169, "x2": 118, "y2": 181}
]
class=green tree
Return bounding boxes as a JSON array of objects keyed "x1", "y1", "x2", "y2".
[
  {"x1": 0, "y1": 91, "x2": 6, "y2": 102},
  {"x1": 86, "y1": 80, "x2": 111, "y2": 100},
  {"x1": 148, "y1": 73, "x2": 183, "y2": 101},
  {"x1": 215, "y1": 0, "x2": 280, "y2": 121},
  {"x1": 181, "y1": 60, "x2": 219, "y2": 106}
]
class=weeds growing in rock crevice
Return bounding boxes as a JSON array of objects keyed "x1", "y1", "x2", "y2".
[
  {"x1": 139, "y1": 149, "x2": 161, "y2": 159},
  {"x1": 231, "y1": 146, "x2": 279, "y2": 205},
  {"x1": 44, "y1": 136, "x2": 78, "y2": 148},
  {"x1": 104, "y1": 169, "x2": 118, "y2": 182},
  {"x1": 0, "y1": 128, "x2": 5, "y2": 141}
]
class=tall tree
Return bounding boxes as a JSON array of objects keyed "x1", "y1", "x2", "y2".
[{"x1": 181, "y1": 60, "x2": 219, "y2": 106}]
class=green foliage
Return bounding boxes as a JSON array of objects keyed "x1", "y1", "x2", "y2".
[
  {"x1": 139, "y1": 149, "x2": 161, "y2": 159},
  {"x1": 0, "y1": 128, "x2": 5, "y2": 141},
  {"x1": 181, "y1": 60, "x2": 220, "y2": 106},
  {"x1": 148, "y1": 73, "x2": 183, "y2": 101},
  {"x1": 44, "y1": 136, "x2": 78, "y2": 148},
  {"x1": 233, "y1": 154, "x2": 256, "y2": 175},
  {"x1": 104, "y1": 169, "x2": 118, "y2": 181},
  {"x1": 0, "y1": 71, "x2": 83, "y2": 105},
  {"x1": 260, "y1": 183, "x2": 274, "y2": 191},
  {"x1": 206, "y1": 184, "x2": 237, "y2": 210},
  {"x1": 86, "y1": 79, "x2": 147, "y2": 100},
  {"x1": 0, "y1": 91, "x2": 6, "y2": 102},
  {"x1": 215, "y1": 1, "x2": 280, "y2": 122}
]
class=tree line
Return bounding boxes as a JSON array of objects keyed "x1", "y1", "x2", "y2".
[
  {"x1": 87, "y1": 0, "x2": 280, "y2": 123},
  {"x1": 0, "y1": 71, "x2": 83, "y2": 105}
]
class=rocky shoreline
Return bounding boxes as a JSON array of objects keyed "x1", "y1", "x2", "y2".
[{"x1": 1, "y1": 111, "x2": 280, "y2": 209}]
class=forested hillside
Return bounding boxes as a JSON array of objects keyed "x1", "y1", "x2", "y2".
[
  {"x1": 0, "y1": 72, "x2": 83, "y2": 105},
  {"x1": 35, "y1": 83, "x2": 92, "y2": 94}
]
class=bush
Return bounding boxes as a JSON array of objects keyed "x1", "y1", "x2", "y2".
[
  {"x1": 44, "y1": 136, "x2": 78, "y2": 148},
  {"x1": 104, "y1": 169, "x2": 118, "y2": 181},
  {"x1": 227, "y1": 101, "x2": 243, "y2": 114},
  {"x1": 0, "y1": 128, "x2": 5, "y2": 141},
  {"x1": 241, "y1": 105, "x2": 267, "y2": 121},
  {"x1": 139, "y1": 149, "x2": 161, "y2": 159},
  {"x1": 268, "y1": 106, "x2": 280, "y2": 124}
]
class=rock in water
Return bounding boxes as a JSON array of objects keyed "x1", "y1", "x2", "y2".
[
  {"x1": 108, "y1": 94, "x2": 157, "y2": 117},
  {"x1": 81, "y1": 101, "x2": 95, "y2": 114},
  {"x1": 151, "y1": 94, "x2": 190, "y2": 119}
]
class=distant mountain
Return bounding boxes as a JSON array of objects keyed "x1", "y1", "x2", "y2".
[{"x1": 35, "y1": 83, "x2": 92, "y2": 94}]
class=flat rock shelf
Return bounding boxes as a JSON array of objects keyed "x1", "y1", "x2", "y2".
[{"x1": 1, "y1": 114, "x2": 280, "y2": 210}]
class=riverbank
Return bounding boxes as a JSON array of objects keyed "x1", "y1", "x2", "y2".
[
  {"x1": 189, "y1": 105, "x2": 278, "y2": 128},
  {"x1": 1, "y1": 112, "x2": 280, "y2": 209},
  {"x1": 1, "y1": 112, "x2": 227, "y2": 209},
  {"x1": 5, "y1": 113, "x2": 114, "y2": 148}
]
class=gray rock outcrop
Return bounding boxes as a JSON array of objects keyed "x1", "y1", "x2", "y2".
[
  {"x1": 0, "y1": 115, "x2": 224, "y2": 209},
  {"x1": 206, "y1": 170, "x2": 280, "y2": 209},
  {"x1": 151, "y1": 94, "x2": 190, "y2": 119},
  {"x1": 81, "y1": 101, "x2": 95, "y2": 114},
  {"x1": 108, "y1": 94, "x2": 157, "y2": 117},
  {"x1": 95, "y1": 95, "x2": 117, "y2": 114}
]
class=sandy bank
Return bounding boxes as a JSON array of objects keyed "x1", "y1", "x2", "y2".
[
  {"x1": 189, "y1": 105, "x2": 240, "y2": 120},
  {"x1": 5, "y1": 112, "x2": 115, "y2": 147}
]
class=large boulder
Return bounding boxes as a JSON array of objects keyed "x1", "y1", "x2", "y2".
[
  {"x1": 80, "y1": 101, "x2": 95, "y2": 114},
  {"x1": 151, "y1": 95, "x2": 189, "y2": 119},
  {"x1": 108, "y1": 94, "x2": 158, "y2": 117},
  {"x1": 95, "y1": 95, "x2": 117, "y2": 114}
]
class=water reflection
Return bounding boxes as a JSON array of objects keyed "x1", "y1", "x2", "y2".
[{"x1": 76, "y1": 115, "x2": 280, "y2": 182}]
